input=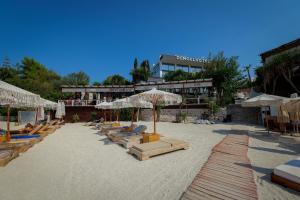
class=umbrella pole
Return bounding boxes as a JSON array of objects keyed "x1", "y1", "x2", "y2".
[
  {"x1": 110, "y1": 110, "x2": 112, "y2": 122},
  {"x1": 117, "y1": 109, "x2": 119, "y2": 123},
  {"x1": 6, "y1": 105, "x2": 11, "y2": 142},
  {"x1": 137, "y1": 108, "x2": 139, "y2": 122},
  {"x1": 35, "y1": 107, "x2": 38, "y2": 125},
  {"x1": 104, "y1": 110, "x2": 106, "y2": 122},
  {"x1": 153, "y1": 105, "x2": 156, "y2": 134},
  {"x1": 131, "y1": 108, "x2": 134, "y2": 126}
]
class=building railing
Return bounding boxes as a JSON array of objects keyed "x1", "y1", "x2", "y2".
[
  {"x1": 60, "y1": 97, "x2": 211, "y2": 107},
  {"x1": 61, "y1": 99, "x2": 103, "y2": 106}
]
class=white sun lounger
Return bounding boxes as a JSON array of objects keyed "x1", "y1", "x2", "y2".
[{"x1": 271, "y1": 157, "x2": 300, "y2": 192}]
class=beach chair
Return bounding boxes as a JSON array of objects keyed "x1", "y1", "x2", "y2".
[
  {"x1": 28, "y1": 125, "x2": 43, "y2": 135},
  {"x1": 102, "y1": 124, "x2": 137, "y2": 135},
  {"x1": 9, "y1": 123, "x2": 36, "y2": 134},
  {"x1": 37, "y1": 121, "x2": 58, "y2": 135},
  {"x1": 85, "y1": 119, "x2": 100, "y2": 126},
  {"x1": 0, "y1": 149, "x2": 19, "y2": 167},
  {"x1": 129, "y1": 137, "x2": 189, "y2": 161},
  {"x1": 108, "y1": 125, "x2": 147, "y2": 142},
  {"x1": 271, "y1": 157, "x2": 300, "y2": 192},
  {"x1": 118, "y1": 134, "x2": 143, "y2": 149}
]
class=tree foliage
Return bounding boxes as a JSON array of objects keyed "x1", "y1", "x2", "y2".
[
  {"x1": 254, "y1": 50, "x2": 300, "y2": 95},
  {"x1": 103, "y1": 74, "x2": 130, "y2": 85},
  {"x1": 130, "y1": 58, "x2": 151, "y2": 83},
  {"x1": 164, "y1": 70, "x2": 190, "y2": 81},
  {"x1": 204, "y1": 52, "x2": 243, "y2": 106},
  {"x1": 62, "y1": 71, "x2": 90, "y2": 86},
  {"x1": 1, "y1": 57, "x2": 62, "y2": 101}
]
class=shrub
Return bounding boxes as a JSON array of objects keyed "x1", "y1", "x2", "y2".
[
  {"x1": 90, "y1": 112, "x2": 97, "y2": 121},
  {"x1": 72, "y1": 113, "x2": 80, "y2": 122},
  {"x1": 209, "y1": 101, "x2": 220, "y2": 115},
  {"x1": 180, "y1": 111, "x2": 187, "y2": 123}
]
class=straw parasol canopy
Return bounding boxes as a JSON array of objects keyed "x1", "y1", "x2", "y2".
[
  {"x1": 129, "y1": 88, "x2": 182, "y2": 134},
  {"x1": 242, "y1": 94, "x2": 288, "y2": 107},
  {"x1": 0, "y1": 80, "x2": 42, "y2": 108},
  {"x1": 113, "y1": 97, "x2": 153, "y2": 109},
  {"x1": 95, "y1": 101, "x2": 114, "y2": 109},
  {"x1": 95, "y1": 101, "x2": 116, "y2": 122},
  {"x1": 113, "y1": 97, "x2": 153, "y2": 123},
  {"x1": 41, "y1": 98, "x2": 57, "y2": 110},
  {"x1": 0, "y1": 80, "x2": 44, "y2": 141}
]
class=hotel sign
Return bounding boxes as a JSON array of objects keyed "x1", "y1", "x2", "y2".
[{"x1": 176, "y1": 55, "x2": 207, "y2": 63}]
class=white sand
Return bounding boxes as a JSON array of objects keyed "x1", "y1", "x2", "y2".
[
  {"x1": 0, "y1": 121, "x2": 227, "y2": 200},
  {"x1": 0, "y1": 122, "x2": 299, "y2": 200}
]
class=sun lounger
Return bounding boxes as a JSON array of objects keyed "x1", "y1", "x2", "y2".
[
  {"x1": 0, "y1": 139, "x2": 34, "y2": 153},
  {"x1": 118, "y1": 135, "x2": 143, "y2": 149},
  {"x1": 129, "y1": 137, "x2": 189, "y2": 160},
  {"x1": 37, "y1": 122, "x2": 58, "y2": 135},
  {"x1": 84, "y1": 119, "x2": 100, "y2": 126},
  {"x1": 271, "y1": 157, "x2": 300, "y2": 192},
  {"x1": 0, "y1": 149, "x2": 19, "y2": 167},
  {"x1": 9, "y1": 123, "x2": 36, "y2": 134},
  {"x1": 108, "y1": 125, "x2": 147, "y2": 142},
  {"x1": 28, "y1": 124, "x2": 43, "y2": 135},
  {"x1": 102, "y1": 124, "x2": 137, "y2": 135}
]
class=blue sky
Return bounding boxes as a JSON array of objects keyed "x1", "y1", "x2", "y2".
[{"x1": 0, "y1": 0, "x2": 300, "y2": 83}]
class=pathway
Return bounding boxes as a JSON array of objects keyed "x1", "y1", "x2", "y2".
[{"x1": 181, "y1": 133, "x2": 258, "y2": 200}]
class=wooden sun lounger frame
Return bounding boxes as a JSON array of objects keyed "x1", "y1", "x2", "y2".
[
  {"x1": 271, "y1": 172, "x2": 300, "y2": 192},
  {"x1": 117, "y1": 135, "x2": 142, "y2": 149},
  {"x1": 26, "y1": 124, "x2": 43, "y2": 135},
  {"x1": 129, "y1": 140, "x2": 189, "y2": 161},
  {"x1": 0, "y1": 150, "x2": 19, "y2": 167}
]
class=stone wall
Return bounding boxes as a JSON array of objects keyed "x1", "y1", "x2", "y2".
[
  {"x1": 140, "y1": 108, "x2": 210, "y2": 123},
  {"x1": 227, "y1": 104, "x2": 260, "y2": 124}
]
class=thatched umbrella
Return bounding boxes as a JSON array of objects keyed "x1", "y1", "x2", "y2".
[
  {"x1": 95, "y1": 101, "x2": 114, "y2": 122},
  {"x1": 242, "y1": 94, "x2": 288, "y2": 133},
  {"x1": 113, "y1": 97, "x2": 152, "y2": 125},
  {"x1": 129, "y1": 88, "x2": 182, "y2": 134},
  {"x1": 0, "y1": 80, "x2": 42, "y2": 141}
]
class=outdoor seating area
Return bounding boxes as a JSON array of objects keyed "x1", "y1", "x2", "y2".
[
  {"x1": 242, "y1": 94, "x2": 300, "y2": 135},
  {"x1": 0, "y1": 120, "x2": 63, "y2": 166},
  {"x1": 0, "y1": 80, "x2": 65, "y2": 166},
  {"x1": 92, "y1": 88, "x2": 190, "y2": 160}
]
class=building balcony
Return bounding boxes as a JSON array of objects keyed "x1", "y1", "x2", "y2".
[{"x1": 60, "y1": 99, "x2": 103, "y2": 107}]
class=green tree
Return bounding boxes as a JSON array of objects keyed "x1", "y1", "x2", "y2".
[
  {"x1": 63, "y1": 71, "x2": 90, "y2": 86},
  {"x1": 19, "y1": 57, "x2": 62, "y2": 101},
  {"x1": 103, "y1": 74, "x2": 130, "y2": 85},
  {"x1": 130, "y1": 59, "x2": 151, "y2": 83},
  {"x1": 134, "y1": 58, "x2": 138, "y2": 69},
  {"x1": 92, "y1": 81, "x2": 101, "y2": 86},
  {"x1": 254, "y1": 50, "x2": 300, "y2": 95},
  {"x1": 204, "y1": 52, "x2": 243, "y2": 106},
  {"x1": 1, "y1": 56, "x2": 12, "y2": 67},
  {"x1": 164, "y1": 70, "x2": 190, "y2": 81}
]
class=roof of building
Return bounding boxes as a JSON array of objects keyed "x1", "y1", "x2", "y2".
[
  {"x1": 158, "y1": 54, "x2": 207, "y2": 67},
  {"x1": 260, "y1": 38, "x2": 300, "y2": 62}
]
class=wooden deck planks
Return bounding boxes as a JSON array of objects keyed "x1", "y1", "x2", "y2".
[{"x1": 181, "y1": 134, "x2": 258, "y2": 200}]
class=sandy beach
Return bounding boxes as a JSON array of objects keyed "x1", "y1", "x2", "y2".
[{"x1": 0, "y1": 122, "x2": 299, "y2": 200}]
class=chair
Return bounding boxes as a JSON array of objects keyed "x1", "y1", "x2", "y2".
[
  {"x1": 108, "y1": 125, "x2": 147, "y2": 142},
  {"x1": 271, "y1": 157, "x2": 300, "y2": 192}
]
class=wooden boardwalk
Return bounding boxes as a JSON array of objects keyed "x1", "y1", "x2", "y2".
[{"x1": 181, "y1": 134, "x2": 258, "y2": 200}]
